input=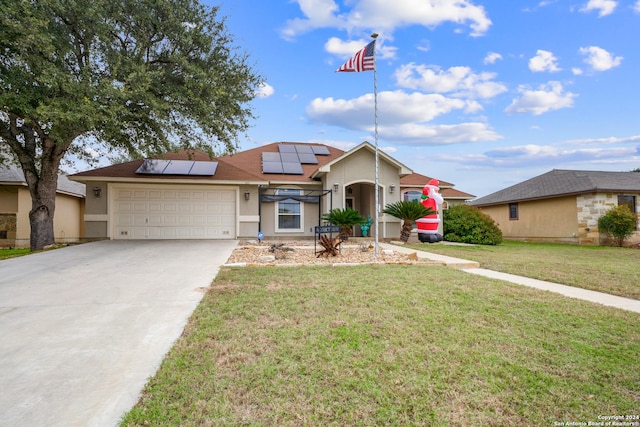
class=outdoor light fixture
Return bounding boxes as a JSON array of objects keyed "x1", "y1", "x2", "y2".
[
  {"x1": 93, "y1": 187, "x2": 102, "y2": 198},
  {"x1": 389, "y1": 184, "x2": 395, "y2": 194},
  {"x1": 244, "y1": 191, "x2": 250, "y2": 201},
  {"x1": 333, "y1": 182, "x2": 339, "y2": 192},
  {"x1": 347, "y1": 187, "x2": 353, "y2": 195}
]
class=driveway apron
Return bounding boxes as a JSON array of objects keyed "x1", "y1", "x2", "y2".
[{"x1": 0, "y1": 240, "x2": 237, "y2": 427}]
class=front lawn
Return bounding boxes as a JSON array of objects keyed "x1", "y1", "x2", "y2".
[
  {"x1": 121, "y1": 265, "x2": 640, "y2": 426},
  {"x1": 405, "y1": 241, "x2": 640, "y2": 300},
  {"x1": 0, "y1": 248, "x2": 30, "y2": 260}
]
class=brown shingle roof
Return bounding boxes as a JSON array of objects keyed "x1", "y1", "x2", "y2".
[
  {"x1": 400, "y1": 172, "x2": 454, "y2": 188},
  {"x1": 71, "y1": 143, "x2": 345, "y2": 184},
  {"x1": 441, "y1": 187, "x2": 475, "y2": 199},
  {"x1": 220, "y1": 142, "x2": 344, "y2": 182}
]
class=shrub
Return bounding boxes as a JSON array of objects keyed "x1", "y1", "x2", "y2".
[
  {"x1": 598, "y1": 205, "x2": 637, "y2": 247},
  {"x1": 321, "y1": 208, "x2": 366, "y2": 241},
  {"x1": 443, "y1": 205, "x2": 503, "y2": 245}
]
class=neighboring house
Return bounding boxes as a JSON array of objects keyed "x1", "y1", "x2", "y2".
[
  {"x1": 400, "y1": 172, "x2": 475, "y2": 209},
  {"x1": 470, "y1": 169, "x2": 640, "y2": 246},
  {"x1": 0, "y1": 166, "x2": 86, "y2": 248},
  {"x1": 70, "y1": 141, "x2": 474, "y2": 241}
]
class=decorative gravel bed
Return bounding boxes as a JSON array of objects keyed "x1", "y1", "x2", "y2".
[{"x1": 225, "y1": 239, "x2": 431, "y2": 266}]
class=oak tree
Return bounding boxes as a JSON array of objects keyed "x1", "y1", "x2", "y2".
[{"x1": 0, "y1": 0, "x2": 262, "y2": 250}]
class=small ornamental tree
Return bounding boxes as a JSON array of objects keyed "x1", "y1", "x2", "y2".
[
  {"x1": 597, "y1": 205, "x2": 637, "y2": 247},
  {"x1": 443, "y1": 205, "x2": 503, "y2": 245},
  {"x1": 321, "y1": 208, "x2": 366, "y2": 241},
  {"x1": 383, "y1": 200, "x2": 434, "y2": 243}
]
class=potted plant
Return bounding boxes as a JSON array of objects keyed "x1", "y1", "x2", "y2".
[
  {"x1": 321, "y1": 208, "x2": 366, "y2": 241},
  {"x1": 383, "y1": 200, "x2": 434, "y2": 243}
]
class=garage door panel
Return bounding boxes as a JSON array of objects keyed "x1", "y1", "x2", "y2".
[{"x1": 113, "y1": 186, "x2": 236, "y2": 239}]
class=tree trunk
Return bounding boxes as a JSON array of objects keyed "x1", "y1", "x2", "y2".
[
  {"x1": 400, "y1": 221, "x2": 413, "y2": 243},
  {"x1": 28, "y1": 173, "x2": 58, "y2": 251}
]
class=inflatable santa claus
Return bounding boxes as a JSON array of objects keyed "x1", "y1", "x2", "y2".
[{"x1": 416, "y1": 179, "x2": 444, "y2": 243}]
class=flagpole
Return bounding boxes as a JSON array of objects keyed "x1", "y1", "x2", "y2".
[{"x1": 372, "y1": 33, "x2": 379, "y2": 258}]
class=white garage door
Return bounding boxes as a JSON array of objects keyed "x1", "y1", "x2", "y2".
[{"x1": 113, "y1": 185, "x2": 236, "y2": 239}]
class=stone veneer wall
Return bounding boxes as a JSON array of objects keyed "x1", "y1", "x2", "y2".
[
  {"x1": 0, "y1": 213, "x2": 17, "y2": 247},
  {"x1": 577, "y1": 193, "x2": 640, "y2": 246}
]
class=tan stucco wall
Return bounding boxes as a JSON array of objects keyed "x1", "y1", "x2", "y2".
[
  {"x1": 479, "y1": 196, "x2": 579, "y2": 243},
  {"x1": 83, "y1": 182, "x2": 109, "y2": 240},
  {"x1": 53, "y1": 193, "x2": 84, "y2": 244},
  {"x1": 5, "y1": 187, "x2": 85, "y2": 248},
  {"x1": 0, "y1": 186, "x2": 19, "y2": 212},
  {"x1": 238, "y1": 184, "x2": 260, "y2": 239}
]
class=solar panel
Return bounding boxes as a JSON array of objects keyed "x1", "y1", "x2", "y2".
[
  {"x1": 282, "y1": 162, "x2": 304, "y2": 174},
  {"x1": 262, "y1": 152, "x2": 281, "y2": 162},
  {"x1": 278, "y1": 144, "x2": 296, "y2": 153},
  {"x1": 189, "y1": 161, "x2": 218, "y2": 176},
  {"x1": 135, "y1": 159, "x2": 218, "y2": 176},
  {"x1": 163, "y1": 160, "x2": 194, "y2": 175},
  {"x1": 136, "y1": 160, "x2": 170, "y2": 174},
  {"x1": 262, "y1": 161, "x2": 284, "y2": 174},
  {"x1": 311, "y1": 145, "x2": 330, "y2": 155},
  {"x1": 280, "y1": 152, "x2": 299, "y2": 163},
  {"x1": 294, "y1": 144, "x2": 313, "y2": 154},
  {"x1": 297, "y1": 153, "x2": 318, "y2": 164}
]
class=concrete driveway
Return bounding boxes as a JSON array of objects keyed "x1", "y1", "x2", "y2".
[{"x1": 0, "y1": 239, "x2": 237, "y2": 427}]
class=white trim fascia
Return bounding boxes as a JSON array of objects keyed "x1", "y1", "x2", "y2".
[
  {"x1": 266, "y1": 181, "x2": 323, "y2": 187},
  {"x1": 69, "y1": 176, "x2": 268, "y2": 185}
]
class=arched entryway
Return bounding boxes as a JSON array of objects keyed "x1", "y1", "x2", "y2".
[{"x1": 343, "y1": 181, "x2": 384, "y2": 237}]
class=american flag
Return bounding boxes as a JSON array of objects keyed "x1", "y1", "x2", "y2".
[{"x1": 336, "y1": 40, "x2": 376, "y2": 72}]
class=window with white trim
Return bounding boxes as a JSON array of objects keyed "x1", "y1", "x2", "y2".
[{"x1": 276, "y1": 189, "x2": 303, "y2": 231}]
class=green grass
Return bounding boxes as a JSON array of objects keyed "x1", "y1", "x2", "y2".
[
  {"x1": 404, "y1": 241, "x2": 640, "y2": 300},
  {"x1": 121, "y1": 265, "x2": 640, "y2": 426},
  {"x1": 0, "y1": 247, "x2": 30, "y2": 260}
]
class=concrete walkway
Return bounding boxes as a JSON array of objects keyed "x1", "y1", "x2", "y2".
[
  {"x1": 0, "y1": 240, "x2": 237, "y2": 427},
  {"x1": 381, "y1": 242, "x2": 640, "y2": 314}
]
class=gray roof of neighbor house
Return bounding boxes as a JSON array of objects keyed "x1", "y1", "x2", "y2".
[
  {"x1": 470, "y1": 169, "x2": 640, "y2": 207},
  {"x1": 0, "y1": 166, "x2": 86, "y2": 197}
]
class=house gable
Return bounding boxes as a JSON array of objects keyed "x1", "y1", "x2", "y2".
[{"x1": 311, "y1": 141, "x2": 412, "y2": 179}]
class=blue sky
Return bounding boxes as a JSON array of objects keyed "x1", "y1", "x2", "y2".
[{"x1": 212, "y1": 0, "x2": 640, "y2": 197}]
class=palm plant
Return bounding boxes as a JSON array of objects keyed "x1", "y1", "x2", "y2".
[
  {"x1": 321, "y1": 208, "x2": 366, "y2": 241},
  {"x1": 383, "y1": 200, "x2": 435, "y2": 243}
]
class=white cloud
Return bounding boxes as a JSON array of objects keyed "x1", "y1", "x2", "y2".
[
  {"x1": 572, "y1": 67, "x2": 584, "y2": 75},
  {"x1": 528, "y1": 50, "x2": 561, "y2": 72},
  {"x1": 505, "y1": 81, "x2": 577, "y2": 115},
  {"x1": 305, "y1": 90, "x2": 502, "y2": 144},
  {"x1": 379, "y1": 122, "x2": 502, "y2": 144},
  {"x1": 307, "y1": 91, "x2": 468, "y2": 128},
  {"x1": 564, "y1": 135, "x2": 640, "y2": 145},
  {"x1": 437, "y1": 143, "x2": 638, "y2": 168},
  {"x1": 255, "y1": 83, "x2": 275, "y2": 98},
  {"x1": 635, "y1": 0, "x2": 640, "y2": 13},
  {"x1": 394, "y1": 63, "x2": 507, "y2": 99},
  {"x1": 580, "y1": 0, "x2": 618, "y2": 16},
  {"x1": 325, "y1": 37, "x2": 396, "y2": 61},
  {"x1": 282, "y1": 0, "x2": 492, "y2": 39},
  {"x1": 483, "y1": 52, "x2": 503, "y2": 65},
  {"x1": 579, "y1": 46, "x2": 623, "y2": 71}
]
